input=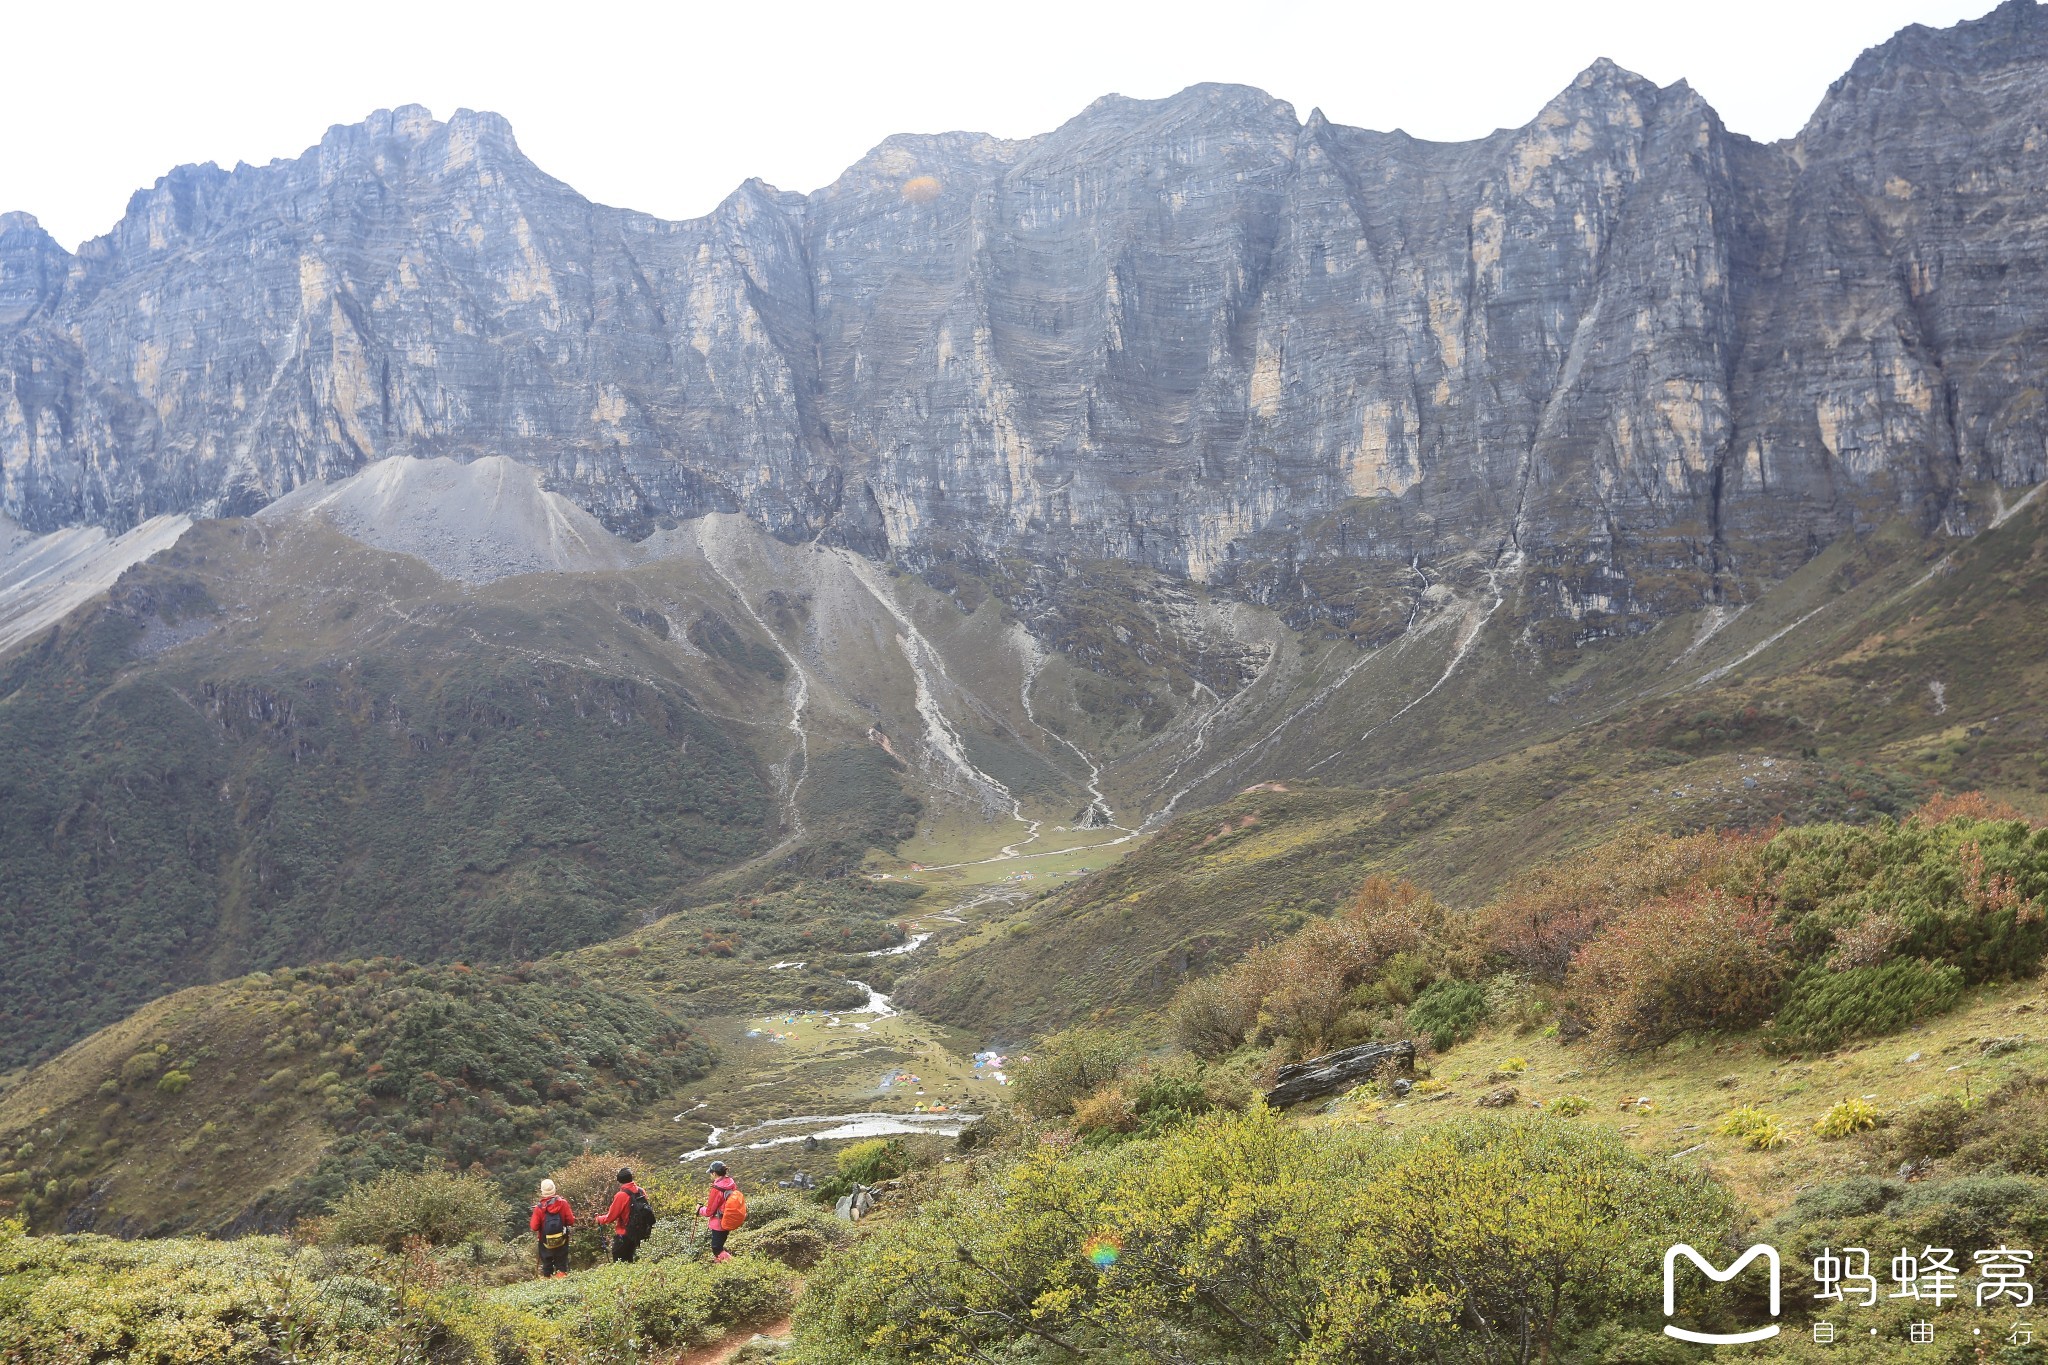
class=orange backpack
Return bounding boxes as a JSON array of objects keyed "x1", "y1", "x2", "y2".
[{"x1": 720, "y1": 1187, "x2": 748, "y2": 1229}]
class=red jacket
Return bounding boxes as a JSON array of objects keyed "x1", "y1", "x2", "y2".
[
  {"x1": 702, "y1": 1176, "x2": 738, "y2": 1230},
  {"x1": 529, "y1": 1196, "x2": 575, "y2": 1235},
  {"x1": 597, "y1": 1183, "x2": 642, "y2": 1232}
]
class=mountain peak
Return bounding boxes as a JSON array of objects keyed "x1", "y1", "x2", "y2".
[
  {"x1": 1804, "y1": 0, "x2": 2048, "y2": 141},
  {"x1": 1554, "y1": 55, "x2": 1658, "y2": 106}
]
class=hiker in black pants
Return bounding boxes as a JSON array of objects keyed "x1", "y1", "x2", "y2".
[
  {"x1": 595, "y1": 1166, "x2": 656, "y2": 1263},
  {"x1": 697, "y1": 1160, "x2": 745, "y2": 1260}
]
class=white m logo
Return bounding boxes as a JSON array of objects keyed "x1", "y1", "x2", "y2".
[{"x1": 1663, "y1": 1243, "x2": 1781, "y2": 1344}]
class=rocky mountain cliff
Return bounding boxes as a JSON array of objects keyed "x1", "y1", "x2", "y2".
[{"x1": 3, "y1": 3, "x2": 2046, "y2": 638}]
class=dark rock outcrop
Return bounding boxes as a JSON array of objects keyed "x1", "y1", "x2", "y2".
[
  {"x1": 4, "y1": 4, "x2": 2047, "y2": 631},
  {"x1": 1263, "y1": 1039, "x2": 1416, "y2": 1107}
]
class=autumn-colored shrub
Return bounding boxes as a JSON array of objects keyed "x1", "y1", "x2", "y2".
[
  {"x1": 1071, "y1": 1087, "x2": 1140, "y2": 1138},
  {"x1": 544, "y1": 1150, "x2": 681, "y2": 1265},
  {"x1": 1478, "y1": 827, "x2": 1766, "y2": 983},
  {"x1": 1165, "y1": 972, "x2": 1254, "y2": 1059},
  {"x1": 1909, "y1": 791, "x2": 2040, "y2": 828},
  {"x1": 1071, "y1": 1060, "x2": 1224, "y2": 1144},
  {"x1": 1010, "y1": 1029, "x2": 1138, "y2": 1119},
  {"x1": 1345, "y1": 874, "x2": 1452, "y2": 962},
  {"x1": 1569, "y1": 888, "x2": 1789, "y2": 1053},
  {"x1": 1162, "y1": 877, "x2": 1447, "y2": 1059}
]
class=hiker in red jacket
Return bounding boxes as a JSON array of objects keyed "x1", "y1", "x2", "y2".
[
  {"x1": 530, "y1": 1178, "x2": 576, "y2": 1277},
  {"x1": 697, "y1": 1160, "x2": 743, "y2": 1261},
  {"x1": 595, "y1": 1166, "x2": 654, "y2": 1263}
]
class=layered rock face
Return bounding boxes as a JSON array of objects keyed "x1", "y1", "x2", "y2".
[{"x1": 3, "y1": 2, "x2": 2046, "y2": 628}]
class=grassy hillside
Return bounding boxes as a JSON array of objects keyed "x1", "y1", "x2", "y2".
[
  {"x1": 8, "y1": 805, "x2": 2045, "y2": 1362},
  {"x1": 0, "y1": 521, "x2": 787, "y2": 1071},
  {"x1": 1615, "y1": 501, "x2": 2048, "y2": 806},
  {"x1": 0, "y1": 1189, "x2": 809, "y2": 1364},
  {"x1": 0, "y1": 873, "x2": 926, "y2": 1236},
  {"x1": 898, "y1": 500, "x2": 2048, "y2": 1038},
  {"x1": 0, "y1": 960, "x2": 712, "y2": 1237},
  {"x1": 798, "y1": 805, "x2": 2048, "y2": 1364},
  {"x1": 896, "y1": 756, "x2": 1925, "y2": 1038}
]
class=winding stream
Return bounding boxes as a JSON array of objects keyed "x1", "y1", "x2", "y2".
[
  {"x1": 679, "y1": 928, "x2": 976, "y2": 1163},
  {"x1": 678, "y1": 1110, "x2": 979, "y2": 1163}
]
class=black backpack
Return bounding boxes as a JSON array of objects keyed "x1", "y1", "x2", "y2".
[
  {"x1": 625, "y1": 1187, "x2": 657, "y2": 1240},
  {"x1": 540, "y1": 1202, "x2": 568, "y2": 1249}
]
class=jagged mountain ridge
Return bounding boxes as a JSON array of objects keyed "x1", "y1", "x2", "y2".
[{"x1": 3, "y1": 1, "x2": 2045, "y2": 639}]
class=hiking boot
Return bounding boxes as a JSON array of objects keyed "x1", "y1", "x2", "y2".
[
  {"x1": 714, "y1": 1250, "x2": 733, "y2": 1262},
  {"x1": 552, "y1": 1271, "x2": 568, "y2": 1278}
]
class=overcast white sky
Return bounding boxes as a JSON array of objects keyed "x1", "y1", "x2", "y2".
[{"x1": 3, "y1": 0, "x2": 1998, "y2": 249}]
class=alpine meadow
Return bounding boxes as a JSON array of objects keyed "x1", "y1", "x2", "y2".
[{"x1": 5, "y1": 3, "x2": 2048, "y2": 1361}]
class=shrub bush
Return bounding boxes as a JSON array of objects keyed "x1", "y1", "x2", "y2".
[
  {"x1": 1009, "y1": 1028, "x2": 1137, "y2": 1119},
  {"x1": 1070, "y1": 1059, "x2": 1221, "y2": 1145},
  {"x1": 1955, "y1": 1074, "x2": 2048, "y2": 1175},
  {"x1": 1164, "y1": 972, "x2": 1252, "y2": 1059},
  {"x1": 1761, "y1": 814, "x2": 2048, "y2": 982},
  {"x1": 794, "y1": 1107, "x2": 1734, "y2": 1364},
  {"x1": 1367, "y1": 950, "x2": 1436, "y2": 1007},
  {"x1": 543, "y1": 1150, "x2": 678, "y2": 1266},
  {"x1": 1406, "y1": 979, "x2": 1488, "y2": 1051},
  {"x1": 489, "y1": 1253, "x2": 792, "y2": 1352},
  {"x1": 1071, "y1": 1087, "x2": 1139, "y2": 1139},
  {"x1": 1569, "y1": 888, "x2": 1788, "y2": 1053},
  {"x1": 1478, "y1": 827, "x2": 1765, "y2": 983},
  {"x1": 1893, "y1": 1095, "x2": 1974, "y2": 1163},
  {"x1": 1762, "y1": 960, "x2": 1964, "y2": 1053},
  {"x1": 1778, "y1": 1175, "x2": 1901, "y2": 1223},
  {"x1": 836, "y1": 1138, "x2": 908, "y2": 1187},
  {"x1": 318, "y1": 1166, "x2": 510, "y2": 1251},
  {"x1": 119, "y1": 1051, "x2": 162, "y2": 1089},
  {"x1": 728, "y1": 1191, "x2": 850, "y2": 1269},
  {"x1": 1160, "y1": 877, "x2": 1447, "y2": 1060},
  {"x1": 1481, "y1": 973, "x2": 1548, "y2": 1032},
  {"x1": 1884, "y1": 1074, "x2": 2048, "y2": 1175},
  {"x1": 0, "y1": 1229, "x2": 787, "y2": 1362},
  {"x1": 1547, "y1": 1095, "x2": 1592, "y2": 1118},
  {"x1": 1890, "y1": 1174, "x2": 2048, "y2": 1250},
  {"x1": 1124, "y1": 1061, "x2": 1215, "y2": 1138},
  {"x1": 1767, "y1": 1170, "x2": 2048, "y2": 1299}
]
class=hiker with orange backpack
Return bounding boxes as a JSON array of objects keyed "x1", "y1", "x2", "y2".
[
  {"x1": 530, "y1": 1178, "x2": 576, "y2": 1277},
  {"x1": 697, "y1": 1159, "x2": 746, "y2": 1260}
]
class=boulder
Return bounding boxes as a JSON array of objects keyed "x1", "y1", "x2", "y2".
[{"x1": 1263, "y1": 1040, "x2": 1416, "y2": 1108}]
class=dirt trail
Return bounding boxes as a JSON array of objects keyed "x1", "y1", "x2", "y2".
[{"x1": 669, "y1": 1315, "x2": 793, "y2": 1364}]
